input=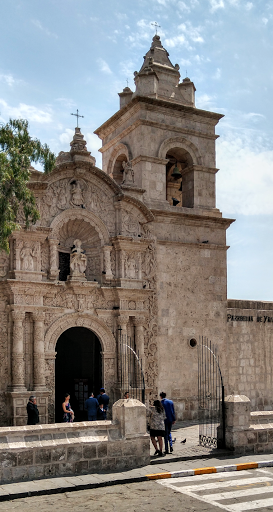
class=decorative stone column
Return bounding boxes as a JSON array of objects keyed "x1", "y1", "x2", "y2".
[
  {"x1": 48, "y1": 238, "x2": 59, "y2": 280},
  {"x1": 103, "y1": 245, "x2": 113, "y2": 280},
  {"x1": 117, "y1": 314, "x2": 129, "y2": 389},
  {"x1": 32, "y1": 311, "x2": 46, "y2": 390},
  {"x1": 11, "y1": 310, "x2": 26, "y2": 390},
  {"x1": 117, "y1": 314, "x2": 129, "y2": 338},
  {"x1": 133, "y1": 316, "x2": 146, "y2": 369}
]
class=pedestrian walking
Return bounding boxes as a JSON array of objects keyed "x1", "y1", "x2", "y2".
[
  {"x1": 97, "y1": 388, "x2": 109, "y2": 417},
  {"x1": 160, "y1": 391, "x2": 180, "y2": 454},
  {"x1": 62, "y1": 393, "x2": 74, "y2": 422},
  {"x1": 149, "y1": 400, "x2": 166, "y2": 457},
  {"x1": 97, "y1": 403, "x2": 107, "y2": 420},
  {"x1": 27, "y1": 396, "x2": 39, "y2": 425},
  {"x1": 85, "y1": 392, "x2": 99, "y2": 421}
]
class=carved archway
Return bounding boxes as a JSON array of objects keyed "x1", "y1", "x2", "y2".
[
  {"x1": 50, "y1": 208, "x2": 110, "y2": 246},
  {"x1": 45, "y1": 313, "x2": 116, "y2": 355},
  {"x1": 158, "y1": 137, "x2": 203, "y2": 166}
]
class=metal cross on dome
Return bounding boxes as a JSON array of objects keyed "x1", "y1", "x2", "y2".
[
  {"x1": 151, "y1": 22, "x2": 161, "y2": 35},
  {"x1": 71, "y1": 109, "x2": 84, "y2": 128}
]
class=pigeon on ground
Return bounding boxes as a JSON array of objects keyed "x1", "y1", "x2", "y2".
[{"x1": 181, "y1": 438, "x2": 186, "y2": 443}]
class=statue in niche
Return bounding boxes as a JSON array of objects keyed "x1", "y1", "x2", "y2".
[
  {"x1": 57, "y1": 180, "x2": 68, "y2": 209},
  {"x1": 20, "y1": 242, "x2": 35, "y2": 271},
  {"x1": 122, "y1": 160, "x2": 134, "y2": 185},
  {"x1": 70, "y1": 239, "x2": 87, "y2": 278},
  {"x1": 70, "y1": 180, "x2": 84, "y2": 207},
  {"x1": 125, "y1": 254, "x2": 136, "y2": 279}
]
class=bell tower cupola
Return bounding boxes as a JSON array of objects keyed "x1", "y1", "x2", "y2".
[
  {"x1": 133, "y1": 35, "x2": 196, "y2": 107},
  {"x1": 95, "y1": 36, "x2": 223, "y2": 211}
]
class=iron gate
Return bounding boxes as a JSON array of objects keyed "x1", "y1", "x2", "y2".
[
  {"x1": 118, "y1": 331, "x2": 145, "y2": 403},
  {"x1": 198, "y1": 337, "x2": 225, "y2": 448}
]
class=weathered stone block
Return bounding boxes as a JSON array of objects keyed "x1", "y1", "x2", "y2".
[
  {"x1": 258, "y1": 431, "x2": 268, "y2": 444},
  {"x1": 51, "y1": 446, "x2": 66, "y2": 462},
  {"x1": 17, "y1": 449, "x2": 33, "y2": 466},
  {"x1": 97, "y1": 443, "x2": 107, "y2": 458},
  {"x1": 88, "y1": 459, "x2": 102, "y2": 472},
  {"x1": 12, "y1": 466, "x2": 30, "y2": 481},
  {"x1": 107, "y1": 441, "x2": 123, "y2": 457},
  {"x1": 55, "y1": 463, "x2": 74, "y2": 476},
  {"x1": 35, "y1": 448, "x2": 51, "y2": 464},
  {"x1": 75, "y1": 460, "x2": 88, "y2": 474},
  {"x1": 67, "y1": 446, "x2": 83, "y2": 462},
  {"x1": 0, "y1": 451, "x2": 17, "y2": 467},
  {"x1": 82, "y1": 444, "x2": 97, "y2": 459},
  {"x1": 101, "y1": 457, "x2": 116, "y2": 471}
]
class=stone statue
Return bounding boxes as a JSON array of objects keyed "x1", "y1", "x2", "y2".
[
  {"x1": 69, "y1": 239, "x2": 87, "y2": 280},
  {"x1": 70, "y1": 180, "x2": 84, "y2": 207},
  {"x1": 20, "y1": 242, "x2": 35, "y2": 271},
  {"x1": 122, "y1": 161, "x2": 134, "y2": 185},
  {"x1": 125, "y1": 254, "x2": 136, "y2": 279}
]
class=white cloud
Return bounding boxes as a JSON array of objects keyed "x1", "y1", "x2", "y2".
[
  {"x1": 245, "y1": 2, "x2": 253, "y2": 10},
  {"x1": 217, "y1": 133, "x2": 273, "y2": 215},
  {"x1": 213, "y1": 67, "x2": 221, "y2": 79},
  {"x1": 0, "y1": 99, "x2": 53, "y2": 123},
  {"x1": 210, "y1": 0, "x2": 225, "y2": 12},
  {"x1": 97, "y1": 58, "x2": 112, "y2": 75},
  {"x1": 0, "y1": 73, "x2": 24, "y2": 87},
  {"x1": 166, "y1": 22, "x2": 204, "y2": 48},
  {"x1": 31, "y1": 19, "x2": 58, "y2": 39},
  {"x1": 262, "y1": 17, "x2": 269, "y2": 25},
  {"x1": 59, "y1": 128, "x2": 74, "y2": 146},
  {"x1": 177, "y1": 1, "x2": 191, "y2": 12}
]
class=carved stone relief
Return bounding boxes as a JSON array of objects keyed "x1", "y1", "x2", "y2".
[
  {"x1": 40, "y1": 178, "x2": 116, "y2": 235},
  {"x1": 0, "y1": 251, "x2": 9, "y2": 279},
  {"x1": 122, "y1": 210, "x2": 140, "y2": 237},
  {"x1": 19, "y1": 241, "x2": 41, "y2": 272}
]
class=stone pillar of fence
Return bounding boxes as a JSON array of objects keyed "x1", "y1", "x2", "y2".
[
  {"x1": 224, "y1": 394, "x2": 251, "y2": 452},
  {"x1": 112, "y1": 398, "x2": 147, "y2": 438}
]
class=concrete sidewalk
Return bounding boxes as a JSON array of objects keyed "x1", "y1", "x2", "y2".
[{"x1": 1, "y1": 421, "x2": 273, "y2": 502}]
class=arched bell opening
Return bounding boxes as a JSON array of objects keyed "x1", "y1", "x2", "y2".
[
  {"x1": 166, "y1": 147, "x2": 193, "y2": 207},
  {"x1": 55, "y1": 326, "x2": 102, "y2": 422},
  {"x1": 112, "y1": 154, "x2": 128, "y2": 185}
]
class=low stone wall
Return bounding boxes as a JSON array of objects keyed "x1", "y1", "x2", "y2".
[
  {"x1": 0, "y1": 399, "x2": 150, "y2": 484},
  {"x1": 225, "y1": 395, "x2": 273, "y2": 454}
]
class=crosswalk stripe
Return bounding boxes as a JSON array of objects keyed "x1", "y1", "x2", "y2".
[
  {"x1": 230, "y1": 497, "x2": 273, "y2": 511},
  {"x1": 205, "y1": 484, "x2": 273, "y2": 501},
  {"x1": 177, "y1": 476, "x2": 272, "y2": 492}
]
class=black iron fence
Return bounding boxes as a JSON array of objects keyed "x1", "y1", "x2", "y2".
[
  {"x1": 198, "y1": 337, "x2": 225, "y2": 449},
  {"x1": 118, "y1": 332, "x2": 145, "y2": 404}
]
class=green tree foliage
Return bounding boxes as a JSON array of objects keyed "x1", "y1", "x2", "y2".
[{"x1": 0, "y1": 119, "x2": 55, "y2": 252}]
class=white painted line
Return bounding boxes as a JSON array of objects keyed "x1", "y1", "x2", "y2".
[
  {"x1": 230, "y1": 497, "x2": 273, "y2": 511},
  {"x1": 174, "y1": 476, "x2": 272, "y2": 492},
  {"x1": 258, "y1": 460, "x2": 273, "y2": 467},
  {"x1": 205, "y1": 484, "x2": 273, "y2": 502}
]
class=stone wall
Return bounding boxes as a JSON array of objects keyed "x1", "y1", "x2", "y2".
[
  {"x1": 227, "y1": 300, "x2": 273, "y2": 410},
  {"x1": 225, "y1": 395, "x2": 273, "y2": 455},
  {"x1": 0, "y1": 399, "x2": 149, "y2": 484},
  {"x1": 155, "y1": 213, "x2": 228, "y2": 421}
]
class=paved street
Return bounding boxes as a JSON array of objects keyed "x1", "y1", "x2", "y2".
[
  {"x1": 158, "y1": 467, "x2": 273, "y2": 511},
  {"x1": 3, "y1": 469, "x2": 273, "y2": 511}
]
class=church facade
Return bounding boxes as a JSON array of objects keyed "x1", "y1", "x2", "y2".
[{"x1": 0, "y1": 35, "x2": 273, "y2": 426}]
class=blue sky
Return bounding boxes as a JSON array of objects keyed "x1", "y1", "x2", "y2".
[{"x1": 0, "y1": 0, "x2": 273, "y2": 300}]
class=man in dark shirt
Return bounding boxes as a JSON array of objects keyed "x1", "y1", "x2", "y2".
[
  {"x1": 27, "y1": 396, "x2": 39, "y2": 425},
  {"x1": 85, "y1": 392, "x2": 99, "y2": 421},
  {"x1": 97, "y1": 388, "x2": 109, "y2": 417}
]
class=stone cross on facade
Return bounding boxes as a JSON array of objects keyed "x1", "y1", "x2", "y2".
[{"x1": 71, "y1": 109, "x2": 84, "y2": 128}]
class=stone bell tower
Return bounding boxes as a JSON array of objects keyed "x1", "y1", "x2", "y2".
[{"x1": 95, "y1": 34, "x2": 223, "y2": 212}]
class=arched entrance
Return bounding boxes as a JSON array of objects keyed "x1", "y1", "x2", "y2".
[{"x1": 55, "y1": 327, "x2": 102, "y2": 422}]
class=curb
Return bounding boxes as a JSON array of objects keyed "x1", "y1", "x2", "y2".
[
  {"x1": 150, "y1": 449, "x2": 230, "y2": 465},
  {"x1": 146, "y1": 460, "x2": 273, "y2": 480}
]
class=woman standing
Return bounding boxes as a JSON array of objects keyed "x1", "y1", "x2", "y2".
[
  {"x1": 149, "y1": 400, "x2": 165, "y2": 456},
  {"x1": 62, "y1": 393, "x2": 74, "y2": 423}
]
